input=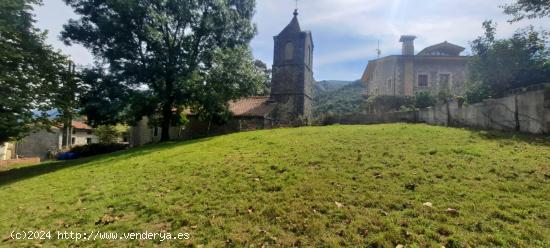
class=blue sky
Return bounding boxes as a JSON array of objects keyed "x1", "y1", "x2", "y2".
[{"x1": 34, "y1": 0, "x2": 550, "y2": 81}]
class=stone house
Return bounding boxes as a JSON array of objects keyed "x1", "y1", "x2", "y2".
[
  {"x1": 0, "y1": 143, "x2": 16, "y2": 160},
  {"x1": 129, "y1": 9, "x2": 314, "y2": 147},
  {"x1": 13, "y1": 121, "x2": 98, "y2": 159},
  {"x1": 130, "y1": 97, "x2": 276, "y2": 147},
  {"x1": 362, "y1": 35, "x2": 470, "y2": 97},
  {"x1": 65, "y1": 120, "x2": 97, "y2": 146}
]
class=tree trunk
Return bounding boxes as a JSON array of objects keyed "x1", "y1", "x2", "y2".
[
  {"x1": 446, "y1": 101, "x2": 451, "y2": 126},
  {"x1": 514, "y1": 95, "x2": 520, "y2": 132},
  {"x1": 161, "y1": 75, "x2": 175, "y2": 142},
  {"x1": 160, "y1": 102, "x2": 172, "y2": 142}
]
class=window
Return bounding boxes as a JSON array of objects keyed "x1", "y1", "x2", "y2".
[
  {"x1": 439, "y1": 74, "x2": 451, "y2": 90},
  {"x1": 72, "y1": 129, "x2": 76, "y2": 134},
  {"x1": 284, "y1": 42, "x2": 294, "y2": 60},
  {"x1": 418, "y1": 74, "x2": 428, "y2": 87},
  {"x1": 86, "y1": 138, "x2": 92, "y2": 144},
  {"x1": 387, "y1": 78, "x2": 393, "y2": 90},
  {"x1": 71, "y1": 137, "x2": 76, "y2": 145},
  {"x1": 154, "y1": 127, "x2": 158, "y2": 137}
]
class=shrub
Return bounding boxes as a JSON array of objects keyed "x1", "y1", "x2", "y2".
[
  {"x1": 364, "y1": 95, "x2": 414, "y2": 114},
  {"x1": 465, "y1": 82, "x2": 491, "y2": 104},
  {"x1": 69, "y1": 143, "x2": 128, "y2": 158},
  {"x1": 455, "y1": 96, "x2": 466, "y2": 107},
  {"x1": 414, "y1": 91, "x2": 436, "y2": 109}
]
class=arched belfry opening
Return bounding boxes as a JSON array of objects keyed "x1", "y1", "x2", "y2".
[{"x1": 284, "y1": 42, "x2": 294, "y2": 60}]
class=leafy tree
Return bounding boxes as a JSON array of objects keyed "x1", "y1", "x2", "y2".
[
  {"x1": 94, "y1": 124, "x2": 129, "y2": 144},
  {"x1": 61, "y1": 0, "x2": 262, "y2": 141},
  {"x1": 190, "y1": 47, "x2": 264, "y2": 131},
  {"x1": 467, "y1": 21, "x2": 550, "y2": 102},
  {"x1": 503, "y1": 0, "x2": 550, "y2": 22},
  {"x1": 254, "y1": 60, "x2": 271, "y2": 96},
  {"x1": 0, "y1": 0, "x2": 71, "y2": 143},
  {"x1": 79, "y1": 67, "x2": 136, "y2": 127}
]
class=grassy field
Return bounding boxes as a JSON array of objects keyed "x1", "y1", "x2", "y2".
[{"x1": 0, "y1": 124, "x2": 549, "y2": 247}]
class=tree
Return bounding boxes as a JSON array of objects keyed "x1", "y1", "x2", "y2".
[
  {"x1": 94, "y1": 124, "x2": 129, "y2": 144},
  {"x1": 0, "y1": 0, "x2": 71, "y2": 143},
  {"x1": 467, "y1": 21, "x2": 550, "y2": 102},
  {"x1": 503, "y1": 0, "x2": 550, "y2": 22},
  {"x1": 56, "y1": 62, "x2": 86, "y2": 147},
  {"x1": 190, "y1": 47, "x2": 264, "y2": 133},
  {"x1": 62, "y1": 0, "x2": 263, "y2": 141},
  {"x1": 254, "y1": 60, "x2": 271, "y2": 96}
]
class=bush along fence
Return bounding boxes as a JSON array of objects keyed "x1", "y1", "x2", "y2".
[{"x1": 321, "y1": 84, "x2": 550, "y2": 135}]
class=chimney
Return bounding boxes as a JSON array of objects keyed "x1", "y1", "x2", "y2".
[{"x1": 399, "y1": 35, "x2": 417, "y2": 56}]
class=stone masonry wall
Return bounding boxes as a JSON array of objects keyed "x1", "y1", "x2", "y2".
[
  {"x1": 324, "y1": 85, "x2": 549, "y2": 135},
  {"x1": 418, "y1": 87, "x2": 549, "y2": 134}
]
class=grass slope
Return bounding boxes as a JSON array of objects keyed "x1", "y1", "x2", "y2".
[{"x1": 0, "y1": 124, "x2": 549, "y2": 247}]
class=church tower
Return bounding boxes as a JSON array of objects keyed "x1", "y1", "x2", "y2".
[{"x1": 270, "y1": 9, "x2": 314, "y2": 125}]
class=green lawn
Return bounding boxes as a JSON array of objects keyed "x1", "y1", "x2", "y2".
[{"x1": 0, "y1": 124, "x2": 549, "y2": 247}]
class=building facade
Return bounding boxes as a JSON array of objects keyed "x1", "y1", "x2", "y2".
[
  {"x1": 14, "y1": 121, "x2": 98, "y2": 159},
  {"x1": 130, "y1": 97, "x2": 276, "y2": 147},
  {"x1": 0, "y1": 143, "x2": 16, "y2": 160},
  {"x1": 362, "y1": 36, "x2": 469, "y2": 97}
]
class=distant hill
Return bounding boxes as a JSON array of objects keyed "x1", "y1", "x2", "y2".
[
  {"x1": 313, "y1": 80, "x2": 366, "y2": 117},
  {"x1": 316, "y1": 80, "x2": 353, "y2": 92}
]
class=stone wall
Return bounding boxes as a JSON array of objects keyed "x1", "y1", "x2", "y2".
[
  {"x1": 0, "y1": 158, "x2": 41, "y2": 169},
  {"x1": 129, "y1": 116, "x2": 272, "y2": 147},
  {"x1": 418, "y1": 86, "x2": 550, "y2": 134},
  {"x1": 322, "y1": 85, "x2": 549, "y2": 135},
  {"x1": 17, "y1": 129, "x2": 62, "y2": 159}
]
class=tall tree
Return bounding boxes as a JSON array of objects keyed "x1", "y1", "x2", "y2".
[
  {"x1": 503, "y1": 0, "x2": 550, "y2": 22},
  {"x1": 62, "y1": 0, "x2": 263, "y2": 141},
  {"x1": 467, "y1": 21, "x2": 550, "y2": 102},
  {"x1": 0, "y1": 0, "x2": 71, "y2": 143}
]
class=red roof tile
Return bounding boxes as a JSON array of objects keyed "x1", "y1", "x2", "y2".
[
  {"x1": 229, "y1": 96, "x2": 275, "y2": 118},
  {"x1": 72, "y1": 120, "x2": 92, "y2": 130}
]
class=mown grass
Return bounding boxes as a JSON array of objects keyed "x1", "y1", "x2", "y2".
[{"x1": 0, "y1": 124, "x2": 549, "y2": 247}]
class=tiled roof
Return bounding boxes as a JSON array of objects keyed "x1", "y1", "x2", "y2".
[
  {"x1": 72, "y1": 120, "x2": 92, "y2": 130},
  {"x1": 418, "y1": 41, "x2": 465, "y2": 56},
  {"x1": 229, "y1": 96, "x2": 275, "y2": 118}
]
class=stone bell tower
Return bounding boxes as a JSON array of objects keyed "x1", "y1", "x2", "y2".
[{"x1": 270, "y1": 9, "x2": 314, "y2": 125}]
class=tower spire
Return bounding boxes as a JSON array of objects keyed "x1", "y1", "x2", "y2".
[{"x1": 294, "y1": 0, "x2": 299, "y2": 16}]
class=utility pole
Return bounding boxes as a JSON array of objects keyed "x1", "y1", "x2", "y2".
[
  {"x1": 63, "y1": 61, "x2": 77, "y2": 149},
  {"x1": 376, "y1": 40, "x2": 382, "y2": 59}
]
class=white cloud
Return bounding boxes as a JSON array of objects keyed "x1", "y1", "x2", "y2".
[
  {"x1": 34, "y1": 0, "x2": 550, "y2": 80},
  {"x1": 251, "y1": 0, "x2": 550, "y2": 79}
]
